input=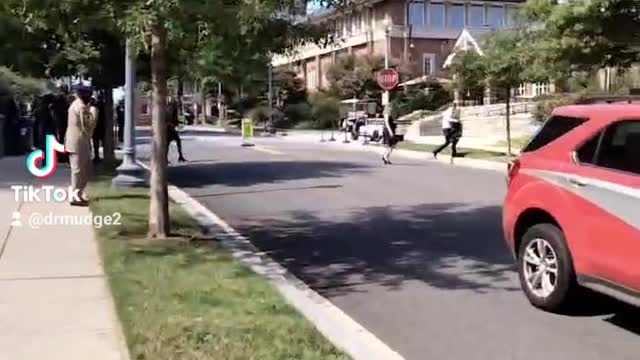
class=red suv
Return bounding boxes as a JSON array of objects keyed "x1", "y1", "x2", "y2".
[{"x1": 503, "y1": 103, "x2": 640, "y2": 312}]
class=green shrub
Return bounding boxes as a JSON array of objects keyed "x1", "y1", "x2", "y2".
[
  {"x1": 309, "y1": 92, "x2": 340, "y2": 129},
  {"x1": 247, "y1": 106, "x2": 268, "y2": 124},
  {"x1": 532, "y1": 93, "x2": 579, "y2": 122},
  {"x1": 283, "y1": 102, "x2": 311, "y2": 127},
  {"x1": 391, "y1": 79, "x2": 453, "y2": 118}
]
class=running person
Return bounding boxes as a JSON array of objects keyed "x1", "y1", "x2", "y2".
[{"x1": 166, "y1": 97, "x2": 187, "y2": 163}]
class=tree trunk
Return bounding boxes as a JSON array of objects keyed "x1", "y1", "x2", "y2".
[
  {"x1": 200, "y1": 80, "x2": 207, "y2": 125},
  {"x1": 148, "y1": 23, "x2": 170, "y2": 239},
  {"x1": 505, "y1": 87, "x2": 512, "y2": 158},
  {"x1": 177, "y1": 76, "x2": 184, "y2": 117},
  {"x1": 103, "y1": 86, "x2": 115, "y2": 162}
]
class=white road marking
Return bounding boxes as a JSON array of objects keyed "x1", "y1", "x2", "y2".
[{"x1": 252, "y1": 145, "x2": 284, "y2": 155}]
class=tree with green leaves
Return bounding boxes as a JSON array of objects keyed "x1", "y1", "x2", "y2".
[
  {"x1": 481, "y1": 30, "x2": 545, "y2": 156},
  {"x1": 326, "y1": 54, "x2": 384, "y2": 99},
  {"x1": 523, "y1": 0, "x2": 640, "y2": 71},
  {"x1": 448, "y1": 50, "x2": 486, "y2": 104}
]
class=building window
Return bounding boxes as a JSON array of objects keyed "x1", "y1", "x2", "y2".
[
  {"x1": 141, "y1": 103, "x2": 149, "y2": 115},
  {"x1": 353, "y1": 12, "x2": 362, "y2": 33},
  {"x1": 488, "y1": 6, "x2": 505, "y2": 28},
  {"x1": 533, "y1": 82, "x2": 550, "y2": 97},
  {"x1": 423, "y1": 54, "x2": 436, "y2": 75},
  {"x1": 469, "y1": 4, "x2": 484, "y2": 27},
  {"x1": 429, "y1": 2, "x2": 445, "y2": 29},
  {"x1": 506, "y1": 6, "x2": 518, "y2": 28},
  {"x1": 408, "y1": 1, "x2": 426, "y2": 28},
  {"x1": 307, "y1": 71, "x2": 317, "y2": 89},
  {"x1": 448, "y1": 4, "x2": 465, "y2": 29}
]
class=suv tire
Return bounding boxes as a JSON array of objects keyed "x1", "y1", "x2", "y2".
[{"x1": 517, "y1": 223, "x2": 578, "y2": 312}]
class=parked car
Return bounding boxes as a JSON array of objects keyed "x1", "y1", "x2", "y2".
[
  {"x1": 339, "y1": 99, "x2": 384, "y2": 142},
  {"x1": 503, "y1": 102, "x2": 640, "y2": 312}
]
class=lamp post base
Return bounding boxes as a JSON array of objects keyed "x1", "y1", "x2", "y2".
[{"x1": 112, "y1": 158, "x2": 147, "y2": 188}]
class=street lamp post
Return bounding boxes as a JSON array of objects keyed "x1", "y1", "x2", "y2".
[
  {"x1": 383, "y1": 21, "x2": 391, "y2": 116},
  {"x1": 266, "y1": 64, "x2": 273, "y2": 136},
  {"x1": 113, "y1": 39, "x2": 147, "y2": 188}
]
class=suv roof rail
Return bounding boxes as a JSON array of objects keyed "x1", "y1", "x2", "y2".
[{"x1": 574, "y1": 95, "x2": 640, "y2": 105}]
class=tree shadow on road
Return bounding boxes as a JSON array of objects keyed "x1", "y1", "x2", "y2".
[
  {"x1": 231, "y1": 202, "x2": 640, "y2": 334},
  {"x1": 168, "y1": 161, "x2": 369, "y2": 188},
  {"x1": 231, "y1": 202, "x2": 519, "y2": 296}
]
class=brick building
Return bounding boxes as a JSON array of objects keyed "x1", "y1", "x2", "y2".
[{"x1": 272, "y1": 0, "x2": 524, "y2": 91}]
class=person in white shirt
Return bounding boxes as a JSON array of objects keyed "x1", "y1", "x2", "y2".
[{"x1": 433, "y1": 102, "x2": 461, "y2": 158}]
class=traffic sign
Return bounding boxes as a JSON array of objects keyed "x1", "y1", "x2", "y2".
[{"x1": 377, "y1": 69, "x2": 399, "y2": 91}]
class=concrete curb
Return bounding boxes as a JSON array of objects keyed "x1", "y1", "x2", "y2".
[{"x1": 137, "y1": 162, "x2": 405, "y2": 360}]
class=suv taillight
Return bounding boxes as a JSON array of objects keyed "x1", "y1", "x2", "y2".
[{"x1": 507, "y1": 158, "x2": 521, "y2": 185}]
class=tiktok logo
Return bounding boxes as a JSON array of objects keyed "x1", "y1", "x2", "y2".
[{"x1": 26, "y1": 135, "x2": 66, "y2": 179}]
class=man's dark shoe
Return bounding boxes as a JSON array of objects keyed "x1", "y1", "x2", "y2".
[
  {"x1": 93, "y1": 157, "x2": 102, "y2": 164},
  {"x1": 70, "y1": 200, "x2": 89, "y2": 207},
  {"x1": 178, "y1": 157, "x2": 187, "y2": 162},
  {"x1": 432, "y1": 151, "x2": 438, "y2": 159}
]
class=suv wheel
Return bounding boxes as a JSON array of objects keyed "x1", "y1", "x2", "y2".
[{"x1": 517, "y1": 224, "x2": 578, "y2": 312}]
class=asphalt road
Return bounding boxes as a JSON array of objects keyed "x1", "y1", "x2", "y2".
[{"x1": 141, "y1": 131, "x2": 640, "y2": 360}]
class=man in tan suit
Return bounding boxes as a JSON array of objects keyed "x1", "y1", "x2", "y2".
[{"x1": 65, "y1": 86, "x2": 97, "y2": 206}]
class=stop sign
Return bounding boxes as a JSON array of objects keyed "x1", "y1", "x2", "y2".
[{"x1": 377, "y1": 69, "x2": 399, "y2": 91}]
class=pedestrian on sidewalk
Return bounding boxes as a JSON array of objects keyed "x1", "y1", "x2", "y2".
[
  {"x1": 433, "y1": 102, "x2": 462, "y2": 159},
  {"x1": 91, "y1": 92, "x2": 106, "y2": 163},
  {"x1": 52, "y1": 86, "x2": 70, "y2": 163},
  {"x1": 116, "y1": 99, "x2": 124, "y2": 146},
  {"x1": 382, "y1": 104, "x2": 398, "y2": 165},
  {"x1": 166, "y1": 97, "x2": 187, "y2": 163},
  {"x1": 65, "y1": 85, "x2": 97, "y2": 206}
]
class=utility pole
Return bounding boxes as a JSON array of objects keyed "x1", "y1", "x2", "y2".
[
  {"x1": 267, "y1": 64, "x2": 273, "y2": 135},
  {"x1": 383, "y1": 20, "x2": 391, "y2": 113},
  {"x1": 113, "y1": 39, "x2": 146, "y2": 188}
]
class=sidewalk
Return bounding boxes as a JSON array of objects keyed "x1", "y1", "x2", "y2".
[{"x1": 0, "y1": 156, "x2": 129, "y2": 360}]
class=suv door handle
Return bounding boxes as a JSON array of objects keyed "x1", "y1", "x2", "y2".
[{"x1": 569, "y1": 177, "x2": 589, "y2": 187}]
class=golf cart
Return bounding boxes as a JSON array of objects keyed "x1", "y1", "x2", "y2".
[{"x1": 339, "y1": 98, "x2": 385, "y2": 142}]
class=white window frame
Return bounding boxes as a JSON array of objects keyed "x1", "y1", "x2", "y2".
[{"x1": 423, "y1": 53, "x2": 436, "y2": 75}]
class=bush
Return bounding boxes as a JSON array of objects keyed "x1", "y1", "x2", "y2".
[
  {"x1": 283, "y1": 102, "x2": 311, "y2": 127},
  {"x1": 391, "y1": 79, "x2": 453, "y2": 118},
  {"x1": 309, "y1": 92, "x2": 340, "y2": 129},
  {"x1": 532, "y1": 93, "x2": 579, "y2": 122}
]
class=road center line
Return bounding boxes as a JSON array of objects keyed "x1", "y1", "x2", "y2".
[{"x1": 252, "y1": 145, "x2": 284, "y2": 155}]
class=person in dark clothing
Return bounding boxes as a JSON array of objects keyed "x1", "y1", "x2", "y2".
[
  {"x1": 92, "y1": 92, "x2": 106, "y2": 163},
  {"x1": 382, "y1": 106, "x2": 398, "y2": 165},
  {"x1": 116, "y1": 100, "x2": 125, "y2": 145},
  {"x1": 166, "y1": 97, "x2": 186, "y2": 162},
  {"x1": 0, "y1": 90, "x2": 20, "y2": 155},
  {"x1": 51, "y1": 89, "x2": 70, "y2": 163},
  {"x1": 33, "y1": 94, "x2": 57, "y2": 150}
]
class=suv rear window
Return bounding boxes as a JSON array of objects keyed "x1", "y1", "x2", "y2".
[{"x1": 522, "y1": 116, "x2": 587, "y2": 153}]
